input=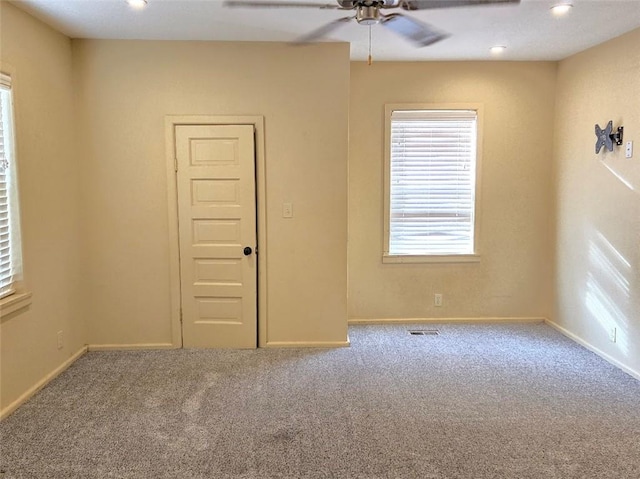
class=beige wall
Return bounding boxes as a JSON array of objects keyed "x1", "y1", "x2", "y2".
[
  {"x1": 553, "y1": 28, "x2": 640, "y2": 375},
  {"x1": 72, "y1": 40, "x2": 349, "y2": 347},
  {"x1": 0, "y1": 2, "x2": 84, "y2": 411},
  {"x1": 349, "y1": 61, "x2": 557, "y2": 320}
]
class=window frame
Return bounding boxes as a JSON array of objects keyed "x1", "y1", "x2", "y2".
[
  {"x1": 383, "y1": 103, "x2": 483, "y2": 264},
  {"x1": 0, "y1": 69, "x2": 30, "y2": 320}
]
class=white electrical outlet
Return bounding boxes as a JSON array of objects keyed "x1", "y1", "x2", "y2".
[
  {"x1": 609, "y1": 327, "x2": 617, "y2": 343},
  {"x1": 625, "y1": 141, "x2": 633, "y2": 159},
  {"x1": 434, "y1": 293, "x2": 443, "y2": 307},
  {"x1": 282, "y1": 202, "x2": 293, "y2": 218},
  {"x1": 57, "y1": 330, "x2": 64, "y2": 350}
]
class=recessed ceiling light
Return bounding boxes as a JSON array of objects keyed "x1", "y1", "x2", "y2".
[
  {"x1": 490, "y1": 45, "x2": 507, "y2": 55},
  {"x1": 550, "y1": 3, "x2": 573, "y2": 15},
  {"x1": 126, "y1": 0, "x2": 147, "y2": 9}
]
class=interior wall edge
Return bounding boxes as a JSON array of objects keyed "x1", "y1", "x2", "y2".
[
  {"x1": 263, "y1": 340, "x2": 351, "y2": 349},
  {"x1": 348, "y1": 317, "x2": 546, "y2": 324},
  {"x1": 545, "y1": 319, "x2": 640, "y2": 382},
  {"x1": 87, "y1": 343, "x2": 176, "y2": 351},
  {"x1": 0, "y1": 345, "x2": 88, "y2": 421}
]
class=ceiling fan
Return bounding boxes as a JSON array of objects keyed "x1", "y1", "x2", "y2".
[{"x1": 224, "y1": 0, "x2": 520, "y2": 47}]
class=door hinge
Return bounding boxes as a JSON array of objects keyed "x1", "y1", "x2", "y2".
[
  {"x1": 179, "y1": 308, "x2": 183, "y2": 323},
  {"x1": 174, "y1": 158, "x2": 178, "y2": 172}
]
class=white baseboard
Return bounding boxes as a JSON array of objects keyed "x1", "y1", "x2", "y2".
[
  {"x1": 87, "y1": 343, "x2": 176, "y2": 351},
  {"x1": 264, "y1": 340, "x2": 350, "y2": 348},
  {"x1": 545, "y1": 319, "x2": 640, "y2": 381},
  {"x1": 1, "y1": 345, "x2": 88, "y2": 420},
  {"x1": 348, "y1": 317, "x2": 545, "y2": 325}
]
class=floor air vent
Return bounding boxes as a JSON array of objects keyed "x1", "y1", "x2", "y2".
[{"x1": 408, "y1": 329, "x2": 440, "y2": 336}]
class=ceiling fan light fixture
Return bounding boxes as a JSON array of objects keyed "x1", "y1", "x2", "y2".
[
  {"x1": 490, "y1": 45, "x2": 507, "y2": 55},
  {"x1": 126, "y1": 0, "x2": 148, "y2": 10},
  {"x1": 550, "y1": 3, "x2": 573, "y2": 16}
]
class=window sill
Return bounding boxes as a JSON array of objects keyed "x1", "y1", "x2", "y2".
[
  {"x1": 383, "y1": 254, "x2": 481, "y2": 264},
  {"x1": 0, "y1": 291, "x2": 33, "y2": 322}
]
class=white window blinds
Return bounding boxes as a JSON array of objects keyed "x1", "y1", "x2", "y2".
[
  {"x1": 0, "y1": 73, "x2": 23, "y2": 299},
  {"x1": 389, "y1": 109, "x2": 477, "y2": 256}
]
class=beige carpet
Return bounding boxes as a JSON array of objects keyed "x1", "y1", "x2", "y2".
[{"x1": 1, "y1": 323, "x2": 640, "y2": 478}]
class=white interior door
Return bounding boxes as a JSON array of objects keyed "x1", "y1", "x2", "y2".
[{"x1": 175, "y1": 124, "x2": 257, "y2": 348}]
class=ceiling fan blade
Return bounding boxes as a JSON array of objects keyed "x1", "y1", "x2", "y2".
[
  {"x1": 401, "y1": 0, "x2": 519, "y2": 11},
  {"x1": 295, "y1": 16, "x2": 353, "y2": 43},
  {"x1": 381, "y1": 13, "x2": 448, "y2": 47},
  {"x1": 225, "y1": 0, "x2": 339, "y2": 9}
]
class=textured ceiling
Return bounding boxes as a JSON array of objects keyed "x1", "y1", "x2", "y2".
[{"x1": 9, "y1": 0, "x2": 640, "y2": 61}]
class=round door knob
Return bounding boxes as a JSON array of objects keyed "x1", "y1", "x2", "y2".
[{"x1": 243, "y1": 246, "x2": 253, "y2": 256}]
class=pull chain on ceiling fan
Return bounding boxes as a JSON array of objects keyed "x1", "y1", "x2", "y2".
[
  {"x1": 224, "y1": 0, "x2": 520, "y2": 48},
  {"x1": 368, "y1": 24, "x2": 372, "y2": 65}
]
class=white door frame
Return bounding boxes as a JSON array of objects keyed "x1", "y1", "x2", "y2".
[{"x1": 165, "y1": 115, "x2": 267, "y2": 348}]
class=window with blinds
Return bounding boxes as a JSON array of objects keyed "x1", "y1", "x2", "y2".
[
  {"x1": 386, "y1": 108, "x2": 479, "y2": 258},
  {"x1": 0, "y1": 72, "x2": 23, "y2": 299}
]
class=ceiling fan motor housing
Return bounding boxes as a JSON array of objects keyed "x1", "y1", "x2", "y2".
[
  {"x1": 338, "y1": 0, "x2": 396, "y2": 6},
  {"x1": 356, "y1": 5, "x2": 382, "y2": 24}
]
